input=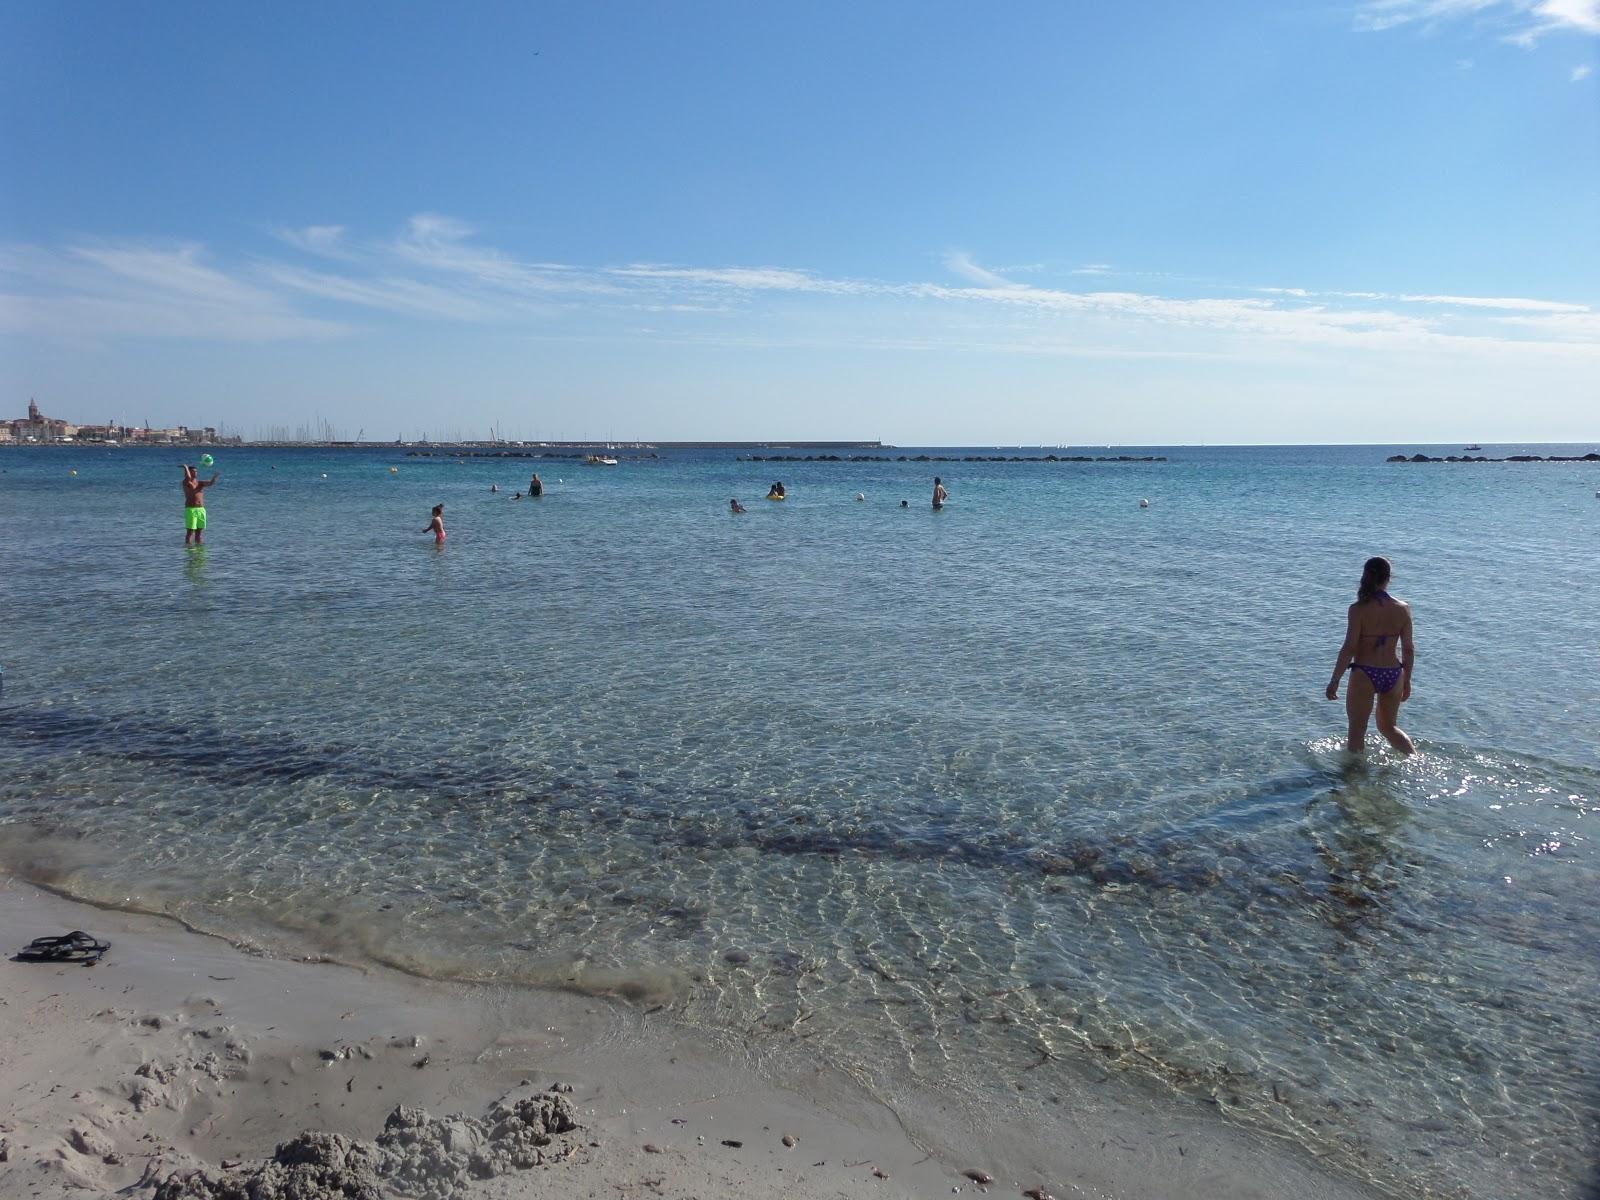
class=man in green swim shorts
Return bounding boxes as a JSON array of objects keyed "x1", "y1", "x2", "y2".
[{"x1": 182, "y1": 463, "x2": 219, "y2": 545}]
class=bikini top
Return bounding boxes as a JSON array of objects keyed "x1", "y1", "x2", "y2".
[{"x1": 1368, "y1": 591, "x2": 1395, "y2": 647}]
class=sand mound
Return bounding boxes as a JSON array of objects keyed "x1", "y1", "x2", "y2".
[{"x1": 154, "y1": 1093, "x2": 579, "y2": 1200}]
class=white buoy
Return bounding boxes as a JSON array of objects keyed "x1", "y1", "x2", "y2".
[
  {"x1": 321, "y1": 473, "x2": 328, "y2": 479},
  {"x1": 855, "y1": 492, "x2": 865, "y2": 501},
  {"x1": 1139, "y1": 498, "x2": 1150, "y2": 508}
]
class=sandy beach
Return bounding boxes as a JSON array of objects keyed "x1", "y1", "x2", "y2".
[{"x1": 0, "y1": 876, "x2": 1389, "y2": 1200}]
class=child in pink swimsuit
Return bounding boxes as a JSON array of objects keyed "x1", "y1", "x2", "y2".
[{"x1": 424, "y1": 504, "x2": 446, "y2": 544}]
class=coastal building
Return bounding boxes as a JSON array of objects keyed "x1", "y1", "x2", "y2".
[
  {"x1": 6, "y1": 399, "x2": 75, "y2": 442},
  {"x1": 3, "y1": 399, "x2": 237, "y2": 445}
]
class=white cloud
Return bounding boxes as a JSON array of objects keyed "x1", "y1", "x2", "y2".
[
  {"x1": 1071, "y1": 263, "x2": 1114, "y2": 275},
  {"x1": 1494, "y1": 309, "x2": 1600, "y2": 337},
  {"x1": 1574, "y1": 62, "x2": 1595, "y2": 77},
  {"x1": 1529, "y1": 0, "x2": 1600, "y2": 36}
]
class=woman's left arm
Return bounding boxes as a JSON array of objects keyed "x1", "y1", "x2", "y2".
[{"x1": 1400, "y1": 604, "x2": 1415, "y2": 701}]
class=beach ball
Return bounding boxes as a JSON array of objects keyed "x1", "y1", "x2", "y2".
[{"x1": 199, "y1": 453, "x2": 215, "y2": 468}]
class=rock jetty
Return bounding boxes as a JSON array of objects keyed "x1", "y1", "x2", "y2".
[{"x1": 1387, "y1": 452, "x2": 1600, "y2": 463}]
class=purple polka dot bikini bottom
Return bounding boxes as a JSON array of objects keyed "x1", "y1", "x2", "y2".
[{"x1": 1352, "y1": 664, "x2": 1403, "y2": 694}]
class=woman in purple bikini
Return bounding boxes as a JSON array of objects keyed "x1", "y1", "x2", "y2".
[{"x1": 1325, "y1": 556, "x2": 1415, "y2": 755}]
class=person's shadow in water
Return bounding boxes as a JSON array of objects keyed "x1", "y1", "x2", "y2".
[{"x1": 1305, "y1": 762, "x2": 1412, "y2": 936}]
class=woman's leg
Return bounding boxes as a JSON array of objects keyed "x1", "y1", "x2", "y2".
[
  {"x1": 1374, "y1": 686, "x2": 1415, "y2": 755},
  {"x1": 1345, "y1": 669, "x2": 1375, "y2": 752}
]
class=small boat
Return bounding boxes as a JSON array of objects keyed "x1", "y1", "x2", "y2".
[
  {"x1": 584, "y1": 454, "x2": 619, "y2": 466},
  {"x1": 1464, "y1": 445, "x2": 1482, "y2": 451}
]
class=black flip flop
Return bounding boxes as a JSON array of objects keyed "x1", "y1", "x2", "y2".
[{"x1": 13, "y1": 930, "x2": 110, "y2": 965}]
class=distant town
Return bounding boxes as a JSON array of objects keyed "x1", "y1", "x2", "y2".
[
  {"x1": 2, "y1": 399, "x2": 238, "y2": 447},
  {"x1": 1, "y1": 402, "x2": 893, "y2": 451}
]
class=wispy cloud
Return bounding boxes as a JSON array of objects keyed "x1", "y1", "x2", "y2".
[
  {"x1": 390, "y1": 214, "x2": 618, "y2": 296},
  {"x1": 1355, "y1": 0, "x2": 1600, "y2": 41},
  {"x1": 942, "y1": 251, "x2": 1023, "y2": 290},
  {"x1": 1071, "y1": 263, "x2": 1114, "y2": 276},
  {"x1": 277, "y1": 224, "x2": 348, "y2": 256},
  {"x1": 1397, "y1": 292, "x2": 1589, "y2": 310},
  {"x1": 1574, "y1": 62, "x2": 1595, "y2": 77},
  {"x1": 2, "y1": 218, "x2": 1595, "y2": 364},
  {"x1": 608, "y1": 264, "x2": 874, "y2": 294},
  {"x1": 1255, "y1": 284, "x2": 1587, "y2": 312},
  {"x1": 260, "y1": 262, "x2": 511, "y2": 321},
  {"x1": 1356, "y1": 0, "x2": 1500, "y2": 33},
  {"x1": 0, "y1": 242, "x2": 347, "y2": 341}
]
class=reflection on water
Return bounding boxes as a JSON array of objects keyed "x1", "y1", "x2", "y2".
[
  {"x1": 2, "y1": 445, "x2": 1598, "y2": 1200},
  {"x1": 184, "y1": 544, "x2": 209, "y2": 585}
]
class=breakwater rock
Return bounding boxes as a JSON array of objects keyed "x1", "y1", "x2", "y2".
[{"x1": 1388, "y1": 452, "x2": 1600, "y2": 464}]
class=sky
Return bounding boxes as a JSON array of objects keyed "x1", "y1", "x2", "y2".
[{"x1": 1, "y1": 0, "x2": 1596, "y2": 444}]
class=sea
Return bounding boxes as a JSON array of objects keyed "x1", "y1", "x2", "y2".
[{"x1": 2, "y1": 443, "x2": 1596, "y2": 1199}]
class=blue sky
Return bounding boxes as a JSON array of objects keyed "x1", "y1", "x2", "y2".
[{"x1": 2, "y1": 0, "x2": 1596, "y2": 443}]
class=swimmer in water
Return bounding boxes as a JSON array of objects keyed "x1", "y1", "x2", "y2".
[
  {"x1": 1326, "y1": 556, "x2": 1415, "y2": 755},
  {"x1": 730, "y1": 498, "x2": 747, "y2": 513},
  {"x1": 900, "y1": 499, "x2": 909, "y2": 508},
  {"x1": 766, "y1": 481, "x2": 785, "y2": 499},
  {"x1": 423, "y1": 503, "x2": 446, "y2": 545},
  {"x1": 932, "y1": 476, "x2": 948, "y2": 510},
  {"x1": 490, "y1": 483, "x2": 499, "y2": 493},
  {"x1": 529, "y1": 473, "x2": 544, "y2": 497}
]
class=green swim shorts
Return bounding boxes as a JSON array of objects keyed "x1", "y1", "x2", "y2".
[{"x1": 185, "y1": 506, "x2": 207, "y2": 531}]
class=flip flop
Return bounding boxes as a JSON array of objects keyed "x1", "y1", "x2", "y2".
[{"x1": 13, "y1": 930, "x2": 110, "y2": 965}]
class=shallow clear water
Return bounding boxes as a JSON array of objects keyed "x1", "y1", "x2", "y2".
[{"x1": 3, "y1": 443, "x2": 1597, "y2": 1198}]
